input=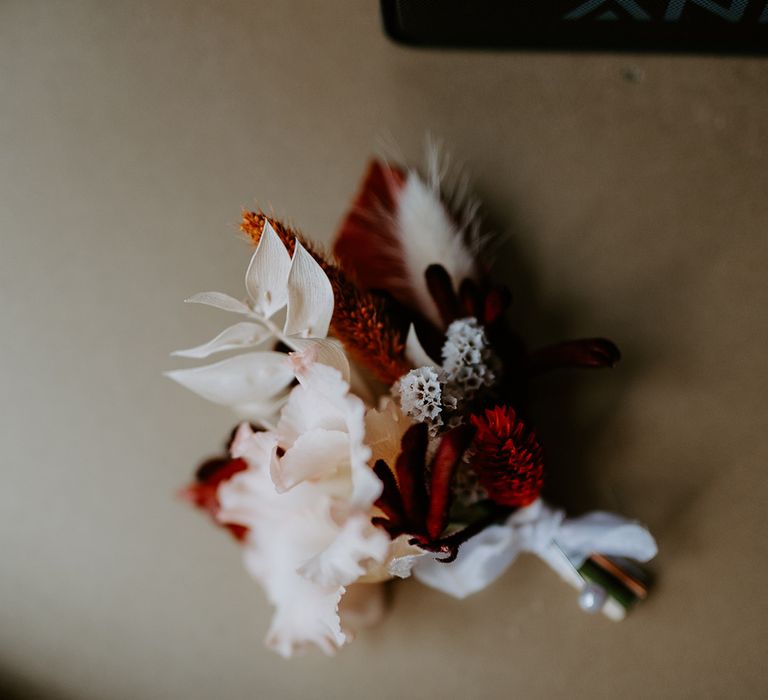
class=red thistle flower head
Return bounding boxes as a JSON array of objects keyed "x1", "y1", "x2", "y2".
[{"x1": 470, "y1": 406, "x2": 544, "y2": 508}]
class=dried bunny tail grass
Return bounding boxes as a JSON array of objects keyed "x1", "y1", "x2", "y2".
[{"x1": 241, "y1": 211, "x2": 411, "y2": 384}]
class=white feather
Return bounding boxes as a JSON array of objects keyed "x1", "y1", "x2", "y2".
[{"x1": 394, "y1": 144, "x2": 480, "y2": 327}]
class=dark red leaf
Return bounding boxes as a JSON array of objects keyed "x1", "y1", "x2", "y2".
[
  {"x1": 195, "y1": 457, "x2": 248, "y2": 486},
  {"x1": 394, "y1": 423, "x2": 429, "y2": 527},
  {"x1": 483, "y1": 284, "x2": 512, "y2": 327},
  {"x1": 373, "y1": 459, "x2": 407, "y2": 526},
  {"x1": 372, "y1": 422, "x2": 501, "y2": 558},
  {"x1": 372, "y1": 516, "x2": 405, "y2": 538},
  {"x1": 426, "y1": 425, "x2": 475, "y2": 540},
  {"x1": 528, "y1": 338, "x2": 621, "y2": 374},
  {"x1": 458, "y1": 278, "x2": 482, "y2": 318},
  {"x1": 425, "y1": 264, "x2": 461, "y2": 328},
  {"x1": 432, "y1": 509, "x2": 503, "y2": 563}
]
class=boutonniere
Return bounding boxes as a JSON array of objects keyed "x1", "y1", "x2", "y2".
[{"x1": 168, "y1": 149, "x2": 656, "y2": 657}]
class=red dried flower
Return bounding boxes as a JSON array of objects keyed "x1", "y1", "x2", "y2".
[
  {"x1": 180, "y1": 457, "x2": 249, "y2": 541},
  {"x1": 470, "y1": 406, "x2": 544, "y2": 508}
]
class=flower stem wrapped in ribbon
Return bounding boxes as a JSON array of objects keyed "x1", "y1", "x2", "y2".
[{"x1": 167, "y1": 147, "x2": 657, "y2": 657}]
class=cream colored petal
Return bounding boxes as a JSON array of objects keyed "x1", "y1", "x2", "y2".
[
  {"x1": 165, "y1": 351, "x2": 293, "y2": 408},
  {"x1": 362, "y1": 534, "x2": 427, "y2": 582},
  {"x1": 288, "y1": 336, "x2": 351, "y2": 383},
  {"x1": 272, "y1": 428, "x2": 350, "y2": 493},
  {"x1": 283, "y1": 241, "x2": 334, "y2": 338},
  {"x1": 171, "y1": 321, "x2": 270, "y2": 358},
  {"x1": 298, "y1": 514, "x2": 389, "y2": 587},
  {"x1": 277, "y1": 363, "x2": 349, "y2": 445},
  {"x1": 185, "y1": 291, "x2": 251, "y2": 314},
  {"x1": 364, "y1": 397, "x2": 412, "y2": 469},
  {"x1": 245, "y1": 220, "x2": 292, "y2": 317},
  {"x1": 241, "y1": 537, "x2": 347, "y2": 658}
]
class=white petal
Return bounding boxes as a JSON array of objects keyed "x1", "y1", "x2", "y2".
[
  {"x1": 364, "y1": 398, "x2": 411, "y2": 470},
  {"x1": 185, "y1": 291, "x2": 251, "y2": 314},
  {"x1": 245, "y1": 221, "x2": 292, "y2": 317},
  {"x1": 396, "y1": 171, "x2": 476, "y2": 326},
  {"x1": 171, "y1": 322, "x2": 270, "y2": 358},
  {"x1": 232, "y1": 396, "x2": 287, "y2": 427},
  {"x1": 387, "y1": 535, "x2": 429, "y2": 579},
  {"x1": 283, "y1": 241, "x2": 334, "y2": 338},
  {"x1": 345, "y1": 395, "x2": 382, "y2": 508},
  {"x1": 236, "y1": 509, "x2": 347, "y2": 658},
  {"x1": 298, "y1": 515, "x2": 390, "y2": 587},
  {"x1": 405, "y1": 323, "x2": 437, "y2": 367},
  {"x1": 217, "y1": 425, "x2": 356, "y2": 658},
  {"x1": 277, "y1": 362, "x2": 353, "y2": 446},
  {"x1": 229, "y1": 423, "x2": 278, "y2": 475},
  {"x1": 165, "y1": 352, "x2": 294, "y2": 407},
  {"x1": 264, "y1": 578, "x2": 346, "y2": 658},
  {"x1": 272, "y1": 428, "x2": 350, "y2": 493},
  {"x1": 288, "y1": 337, "x2": 350, "y2": 383},
  {"x1": 276, "y1": 363, "x2": 381, "y2": 508},
  {"x1": 358, "y1": 533, "x2": 426, "y2": 583}
]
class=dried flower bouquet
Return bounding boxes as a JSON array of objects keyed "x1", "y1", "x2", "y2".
[{"x1": 167, "y1": 152, "x2": 657, "y2": 657}]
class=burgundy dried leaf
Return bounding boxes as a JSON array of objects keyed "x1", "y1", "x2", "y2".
[
  {"x1": 483, "y1": 284, "x2": 512, "y2": 327},
  {"x1": 527, "y1": 338, "x2": 621, "y2": 374},
  {"x1": 425, "y1": 263, "x2": 461, "y2": 329},
  {"x1": 458, "y1": 278, "x2": 482, "y2": 319},
  {"x1": 426, "y1": 425, "x2": 475, "y2": 540},
  {"x1": 372, "y1": 422, "x2": 481, "y2": 560},
  {"x1": 373, "y1": 459, "x2": 407, "y2": 527},
  {"x1": 394, "y1": 423, "x2": 430, "y2": 528}
]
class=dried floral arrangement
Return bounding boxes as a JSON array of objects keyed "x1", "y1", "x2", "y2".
[{"x1": 167, "y1": 152, "x2": 657, "y2": 658}]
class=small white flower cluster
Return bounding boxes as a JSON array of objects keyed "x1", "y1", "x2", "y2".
[
  {"x1": 398, "y1": 318, "x2": 497, "y2": 436},
  {"x1": 441, "y1": 318, "x2": 496, "y2": 399},
  {"x1": 398, "y1": 366, "x2": 444, "y2": 434}
]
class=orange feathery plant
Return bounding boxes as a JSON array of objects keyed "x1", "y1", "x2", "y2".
[{"x1": 241, "y1": 211, "x2": 411, "y2": 384}]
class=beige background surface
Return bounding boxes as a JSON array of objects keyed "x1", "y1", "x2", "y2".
[{"x1": 2, "y1": 1, "x2": 767, "y2": 698}]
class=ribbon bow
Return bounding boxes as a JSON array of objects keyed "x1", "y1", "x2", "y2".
[{"x1": 412, "y1": 498, "x2": 657, "y2": 605}]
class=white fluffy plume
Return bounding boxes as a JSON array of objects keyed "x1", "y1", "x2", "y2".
[{"x1": 394, "y1": 143, "x2": 480, "y2": 327}]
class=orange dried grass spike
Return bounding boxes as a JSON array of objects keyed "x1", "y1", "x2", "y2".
[{"x1": 241, "y1": 211, "x2": 410, "y2": 384}]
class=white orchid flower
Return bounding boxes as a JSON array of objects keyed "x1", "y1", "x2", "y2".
[{"x1": 216, "y1": 361, "x2": 393, "y2": 657}]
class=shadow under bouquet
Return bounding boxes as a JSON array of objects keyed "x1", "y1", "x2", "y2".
[{"x1": 167, "y1": 153, "x2": 657, "y2": 658}]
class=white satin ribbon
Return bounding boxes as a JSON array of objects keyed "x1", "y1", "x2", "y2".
[{"x1": 412, "y1": 498, "x2": 657, "y2": 600}]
